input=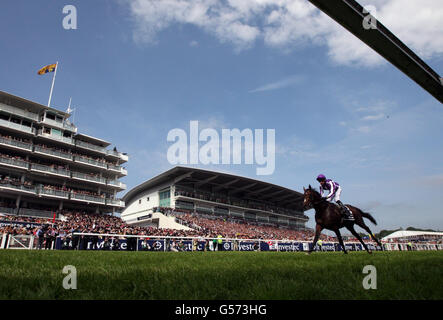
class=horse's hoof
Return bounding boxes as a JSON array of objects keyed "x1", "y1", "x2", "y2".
[{"x1": 368, "y1": 250, "x2": 373, "y2": 254}]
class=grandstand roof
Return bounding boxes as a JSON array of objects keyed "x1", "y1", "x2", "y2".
[
  {"x1": 0, "y1": 90, "x2": 71, "y2": 118},
  {"x1": 123, "y1": 166, "x2": 304, "y2": 210},
  {"x1": 74, "y1": 133, "x2": 111, "y2": 147},
  {"x1": 382, "y1": 230, "x2": 443, "y2": 240}
]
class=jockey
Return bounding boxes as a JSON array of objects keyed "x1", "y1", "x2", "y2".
[{"x1": 316, "y1": 174, "x2": 354, "y2": 220}]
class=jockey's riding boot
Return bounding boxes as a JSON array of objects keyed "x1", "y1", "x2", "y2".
[{"x1": 336, "y1": 200, "x2": 354, "y2": 221}]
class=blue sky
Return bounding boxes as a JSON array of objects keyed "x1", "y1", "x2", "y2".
[{"x1": 1, "y1": 0, "x2": 442, "y2": 232}]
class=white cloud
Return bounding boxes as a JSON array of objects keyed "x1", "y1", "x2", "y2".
[
  {"x1": 249, "y1": 75, "x2": 304, "y2": 93},
  {"x1": 124, "y1": 0, "x2": 443, "y2": 66},
  {"x1": 361, "y1": 113, "x2": 385, "y2": 121},
  {"x1": 356, "y1": 125, "x2": 371, "y2": 134}
]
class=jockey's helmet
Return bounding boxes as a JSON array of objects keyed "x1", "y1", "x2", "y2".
[{"x1": 316, "y1": 174, "x2": 326, "y2": 182}]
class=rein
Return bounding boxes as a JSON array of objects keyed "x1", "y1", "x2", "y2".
[{"x1": 306, "y1": 194, "x2": 328, "y2": 209}]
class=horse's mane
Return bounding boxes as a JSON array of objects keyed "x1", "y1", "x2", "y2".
[
  {"x1": 308, "y1": 186, "x2": 327, "y2": 203},
  {"x1": 310, "y1": 188, "x2": 321, "y2": 197}
]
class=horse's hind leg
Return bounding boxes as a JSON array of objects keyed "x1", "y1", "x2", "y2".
[
  {"x1": 334, "y1": 229, "x2": 347, "y2": 254},
  {"x1": 357, "y1": 221, "x2": 383, "y2": 251},
  {"x1": 346, "y1": 224, "x2": 371, "y2": 254}
]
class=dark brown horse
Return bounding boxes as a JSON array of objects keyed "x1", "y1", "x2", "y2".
[{"x1": 303, "y1": 185, "x2": 382, "y2": 254}]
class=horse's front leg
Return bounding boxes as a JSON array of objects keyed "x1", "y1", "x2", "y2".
[
  {"x1": 334, "y1": 229, "x2": 348, "y2": 254},
  {"x1": 308, "y1": 224, "x2": 323, "y2": 254}
]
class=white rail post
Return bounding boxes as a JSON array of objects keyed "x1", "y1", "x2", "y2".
[{"x1": 0, "y1": 233, "x2": 6, "y2": 249}]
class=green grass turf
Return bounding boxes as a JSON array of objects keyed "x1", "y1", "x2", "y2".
[{"x1": 0, "y1": 250, "x2": 441, "y2": 300}]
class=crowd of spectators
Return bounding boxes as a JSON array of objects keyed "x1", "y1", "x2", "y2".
[
  {"x1": 175, "y1": 188, "x2": 310, "y2": 219},
  {"x1": 0, "y1": 152, "x2": 28, "y2": 164},
  {"x1": 0, "y1": 133, "x2": 32, "y2": 145},
  {"x1": 35, "y1": 143, "x2": 70, "y2": 156},
  {"x1": 43, "y1": 185, "x2": 107, "y2": 199},
  {"x1": 0, "y1": 176, "x2": 112, "y2": 199},
  {"x1": 1, "y1": 199, "x2": 442, "y2": 252},
  {"x1": 174, "y1": 188, "x2": 304, "y2": 217},
  {"x1": 0, "y1": 149, "x2": 105, "y2": 183},
  {"x1": 169, "y1": 211, "x2": 335, "y2": 241},
  {"x1": 0, "y1": 132, "x2": 121, "y2": 170},
  {"x1": 72, "y1": 151, "x2": 108, "y2": 166},
  {"x1": 2, "y1": 208, "x2": 441, "y2": 252},
  {"x1": 0, "y1": 207, "x2": 334, "y2": 242},
  {"x1": 0, "y1": 175, "x2": 33, "y2": 188}
]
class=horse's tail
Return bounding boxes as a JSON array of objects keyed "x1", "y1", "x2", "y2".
[{"x1": 360, "y1": 210, "x2": 377, "y2": 225}]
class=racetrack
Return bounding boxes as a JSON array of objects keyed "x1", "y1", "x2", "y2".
[{"x1": 0, "y1": 250, "x2": 441, "y2": 300}]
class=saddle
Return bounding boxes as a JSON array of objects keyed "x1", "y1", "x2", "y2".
[{"x1": 335, "y1": 203, "x2": 355, "y2": 221}]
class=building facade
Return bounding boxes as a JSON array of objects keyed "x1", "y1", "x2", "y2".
[
  {"x1": 122, "y1": 166, "x2": 308, "y2": 230},
  {"x1": 0, "y1": 90, "x2": 127, "y2": 218}
]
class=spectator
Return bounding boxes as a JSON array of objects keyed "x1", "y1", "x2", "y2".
[
  {"x1": 217, "y1": 234, "x2": 223, "y2": 251},
  {"x1": 36, "y1": 225, "x2": 46, "y2": 250}
]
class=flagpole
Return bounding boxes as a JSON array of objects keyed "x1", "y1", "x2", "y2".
[{"x1": 47, "y1": 61, "x2": 58, "y2": 107}]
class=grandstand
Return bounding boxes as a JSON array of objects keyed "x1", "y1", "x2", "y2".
[
  {"x1": 122, "y1": 166, "x2": 309, "y2": 231},
  {"x1": 0, "y1": 90, "x2": 128, "y2": 219}
]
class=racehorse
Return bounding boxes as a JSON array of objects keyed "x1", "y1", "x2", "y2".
[{"x1": 303, "y1": 185, "x2": 382, "y2": 254}]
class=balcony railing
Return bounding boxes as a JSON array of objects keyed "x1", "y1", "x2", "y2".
[
  {"x1": 71, "y1": 171, "x2": 106, "y2": 184},
  {"x1": 34, "y1": 145, "x2": 73, "y2": 161},
  {"x1": 0, "y1": 118, "x2": 34, "y2": 134},
  {"x1": 38, "y1": 187, "x2": 70, "y2": 199},
  {"x1": 0, "y1": 156, "x2": 29, "y2": 169},
  {"x1": 0, "y1": 103, "x2": 39, "y2": 121},
  {"x1": 70, "y1": 192, "x2": 106, "y2": 204},
  {"x1": 30, "y1": 163, "x2": 70, "y2": 177},
  {"x1": 108, "y1": 164, "x2": 127, "y2": 175},
  {"x1": 63, "y1": 121, "x2": 77, "y2": 132},
  {"x1": 74, "y1": 155, "x2": 107, "y2": 168},
  {"x1": 106, "y1": 150, "x2": 129, "y2": 162},
  {"x1": 0, "y1": 181, "x2": 37, "y2": 194},
  {"x1": 39, "y1": 118, "x2": 78, "y2": 134},
  {"x1": 175, "y1": 193, "x2": 302, "y2": 218},
  {"x1": 39, "y1": 117, "x2": 63, "y2": 128},
  {"x1": 37, "y1": 131, "x2": 74, "y2": 145},
  {"x1": 0, "y1": 206, "x2": 16, "y2": 215},
  {"x1": 75, "y1": 140, "x2": 106, "y2": 154},
  {"x1": 18, "y1": 208, "x2": 56, "y2": 219},
  {"x1": 105, "y1": 199, "x2": 125, "y2": 207},
  {"x1": 0, "y1": 136, "x2": 32, "y2": 151},
  {"x1": 106, "y1": 149, "x2": 120, "y2": 158},
  {"x1": 107, "y1": 180, "x2": 127, "y2": 189}
]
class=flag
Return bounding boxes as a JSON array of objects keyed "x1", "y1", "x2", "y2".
[
  {"x1": 37, "y1": 63, "x2": 57, "y2": 75},
  {"x1": 52, "y1": 212, "x2": 56, "y2": 224}
]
